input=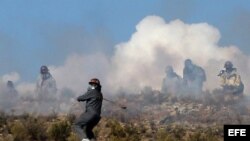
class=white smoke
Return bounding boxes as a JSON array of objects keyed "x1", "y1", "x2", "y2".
[
  {"x1": 1, "y1": 72, "x2": 20, "y2": 83},
  {"x1": 49, "y1": 52, "x2": 110, "y2": 94},
  {"x1": 16, "y1": 82, "x2": 36, "y2": 97},
  {"x1": 14, "y1": 16, "x2": 250, "y2": 95},
  {"x1": 108, "y1": 16, "x2": 250, "y2": 94},
  {"x1": 1, "y1": 15, "x2": 250, "y2": 114}
]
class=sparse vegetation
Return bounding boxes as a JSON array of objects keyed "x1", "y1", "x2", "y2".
[
  {"x1": 0, "y1": 113, "x2": 224, "y2": 141},
  {"x1": 106, "y1": 119, "x2": 141, "y2": 141},
  {"x1": 1, "y1": 92, "x2": 248, "y2": 141},
  {"x1": 10, "y1": 120, "x2": 29, "y2": 141},
  {"x1": 47, "y1": 120, "x2": 71, "y2": 141}
]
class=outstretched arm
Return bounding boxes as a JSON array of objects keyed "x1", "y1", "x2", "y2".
[{"x1": 77, "y1": 91, "x2": 94, "y2": 101}]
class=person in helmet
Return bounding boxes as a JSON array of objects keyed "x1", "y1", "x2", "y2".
[
  {"x1": 6, "y1": 80, "x2": 18, "y2": 97},
  {"x1": 0, "y1": 80, "x2": 18, "y2": 113},
  {"x1": 183, "y1": 59, "x2": 206, "y2": 94},
  {"x1": 161, "y1": 66, "x2": 182, "y2": 95},
  {"x1": 218, "y1": 61, "x2": 244, "y2": 95},
  {"x1": 73, "y1": 78, "x2": 103, "y2": 141},
  {"x1": 36, "y1": 65, "x2": 57, "y2": 97},
  {"x1": 35, "y1": 65, "x2": 57, "y2": 114}
]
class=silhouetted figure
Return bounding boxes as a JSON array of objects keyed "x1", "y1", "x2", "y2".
[
  {"x1": 161, "y1": 66, "x2": 182, "y2": 95},
  {"x1": 36, "y1": 65, "x2": 57, "y2": 101},
  {"x1": 183, "y1": 59, "x2": 206, "y2": 94},
  {"x1": 218, "y1": 61, "x2": 244, "y2": 95},
  {"x1": 35, "y1": 65, "x2": 57, "y2": 114},
  {"x1": 0, "y1": 80, "x2": 18, "y2": 112}
]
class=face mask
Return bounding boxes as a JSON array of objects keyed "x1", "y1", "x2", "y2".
[{"x1": 88, "y1": 85, "x2": 96, "y2": 91}]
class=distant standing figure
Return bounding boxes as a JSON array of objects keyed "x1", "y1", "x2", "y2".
[
  {"x1": 161, "y1": 66, "x2": 182, "y2": 95},
  {"x1": 218, "y1": 61, "x2": 244, "y2": 95},
  {"x1": 36, "y1": 65, "x2": 57, "y2": 101},
  {"x1": 183, "y1": 59, "x2": 206, "y2": 93},
  {"x1": 35, "y1": 65, "x2": 57, "y2": 114},
  {"x1": 0, "y1": 81, "x2": 18, "y2": 112}
]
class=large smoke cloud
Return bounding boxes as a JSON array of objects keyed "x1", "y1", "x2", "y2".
[
  {"x1": 49, "y1": 52, "x2": 110, "y2": 94},
  {"x1": 43, "y1": 16, "x2": 250, "y2": 95},
  {"x1": 108, "y1": 16, "x2": 250, "y2": 94},
  {"x1": 1, "y1": 72, "x2": 20, "y2": 83},
  {"x1": 1, "y1": 15, "x2": 250, "y2": 114},
  {"x1": 15, "y1": 16, "x2": 250, "y2": 94}
]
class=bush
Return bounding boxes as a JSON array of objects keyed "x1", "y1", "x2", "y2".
[
  {"x1": 107, "y1": 119, "x2": 141, "y2": 141},
  {"x1": 10, "y1": 120, "x2": 30, "y2": 141},
  {"x1": 186, "y1": 131, "x2": 220, "y2": 141},
  {"x1": 0, "y1": 134, "x2": 14, "y2": 141},
  {"x1": 156, "y1": 128, "x2": 176, "y2": 141},
  {"x1": 66, "y1": 132, "x2": 79, "y2": 141},
  {"x1": 0, "y1": 112, "x2": 7, "y2": 128},
  {"x1": 108, "y1": 119, "x2": 126, "y2": 138},
  {"x1": 47, "y1": 120, "x2": 71, "y2": 141},
  {"x1": 169, "y1": 125, "x2": 185, "y2": 140},
  {"x1": 25, "y1": 117, "x2": 47, "y2": 141},
  {"x1": 66, "y1": 114, "x2": 76, "y2": 125}
]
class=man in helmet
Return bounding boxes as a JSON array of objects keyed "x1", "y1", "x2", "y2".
[
  {"x1": 36, "y1": 65, "x2": 57, "y2": 98},
  {"x1": 218, "y1": 61, "x2": 244, "y2": 95},
  {"x1": 6, "y1": 80, "x2": 18, "y2": 99},
  {"x1": 73, "y1": 78, "x2": 103, "y2": 141},
  {"x1": 183, "y1": 59, "x2": 206, "y2": 94},
  {"x1": 161, "y1": 66, "x2": 182, "y2": 95},
  {"x1": 0, "y1": 80, "x2": 18, "y2": 113},
  {"x1": 36, "y1": 65, "x2": 57, "y2": 113}
]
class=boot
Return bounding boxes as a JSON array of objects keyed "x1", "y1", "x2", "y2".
[
  {"x1": 73, "y1": 124, "x2": 88, "y2": 140},
  {"x1": 82, "y1": 126, "x2": 88, "y2": 139}
]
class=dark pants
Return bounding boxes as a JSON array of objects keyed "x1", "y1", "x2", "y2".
[{"x1": 73, "y1": 112, "x2": 101, "y2": 140}]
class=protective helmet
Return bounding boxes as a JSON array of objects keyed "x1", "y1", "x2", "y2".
[
  {"x1": 40, "y1": 65, "x2": 49, "y2": 74},
  {"x1": 7, "y1": 81, "x2": 14, "y2": 88},
  {"x1": 224, "y1": 61, "x2": 233, "y2": 69},
  {"x1": 89, "y1": 78, "x2": 100, "y2": 86},
  {"x1": 165, "y1": 66, "x2": 174, "y2": 73},
  {"x1": 185, "y1": 59, "x2": 192, "y2": 66}
]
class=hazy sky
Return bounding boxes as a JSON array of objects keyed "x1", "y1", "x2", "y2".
[{"x1": 0, "y1": 0, "x2": 250, "y2": 82}]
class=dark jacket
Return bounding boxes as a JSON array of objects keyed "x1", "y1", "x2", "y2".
[{"x1": 77, "y1": 88, "x2": 103, "y2": 116}]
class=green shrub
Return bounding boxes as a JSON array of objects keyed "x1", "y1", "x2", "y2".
[
  {"x1": 66, "y1": 132, "x2": 79, "y2": 141},
  {"x1": 108, "y1": 119, "x2": 126, "y2": 138},
  {"x1": 0, "y1": 112, "x2": 7, "y2": 128},
  {"x1": 123, "y1": 124, "x2": 140, "y2": 141},
  {"x1": 107, "y1": 119, "x2": 141, "y2": 141},
  {"x1": 0, "y1": 134, "x2": 14, "y2": 141},
  {"x1": 47, "y1": 120, "x2": 71, "y2": 141},
  {"x1": 10, "y1": 120, "x2": 30, "y2": 141},
  {"x1": 186, "y1": 131, "x2": 221, "y2": 141},
  {"x1": 25, "y1": 117, "x2": 47, "y2": 141},
  {"x1": 156, "y1": 128, "x2": 176, "y2": 141},
  {"x1": 170, "y1": 125, "x2": 185, "y2": 140},
  {"x1": 66, "y1": 114, "x2": 76, "y2": 125}
]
